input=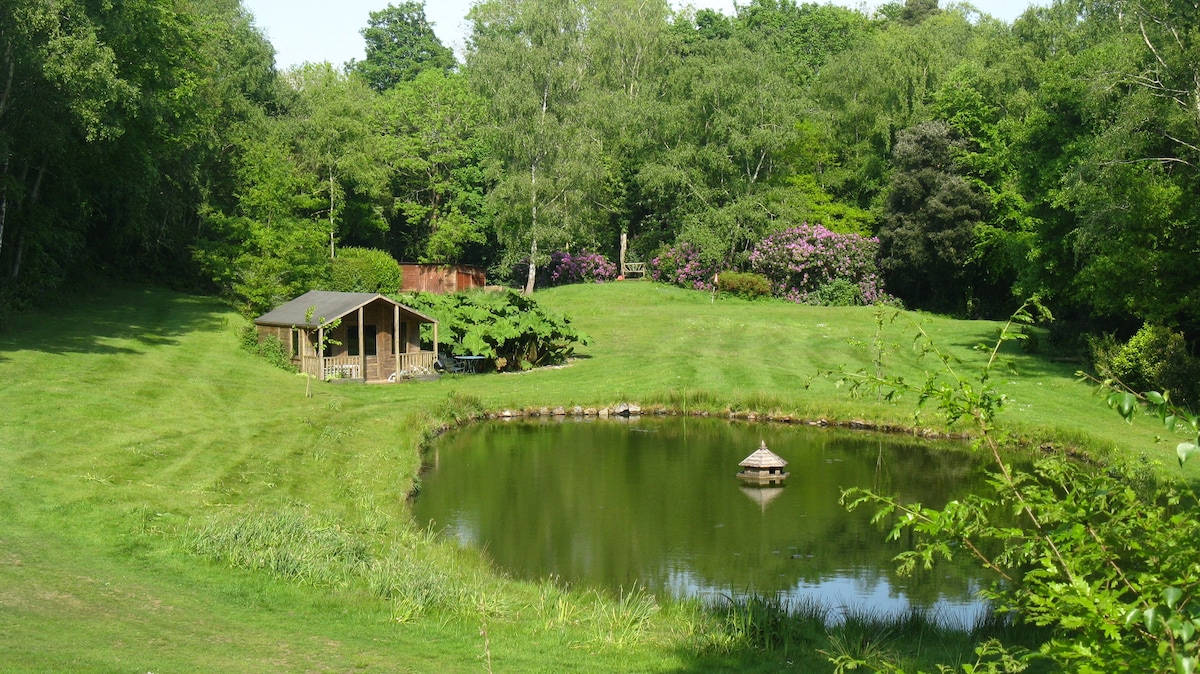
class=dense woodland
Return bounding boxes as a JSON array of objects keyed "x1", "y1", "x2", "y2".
[{"x1": 3, "y1": 0, "x2": 1199, "y2": 372}]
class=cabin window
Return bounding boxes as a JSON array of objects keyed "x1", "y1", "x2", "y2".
[
  {"x1": 291, "y1": 330, "x2": 300, "y2": 357},
  {"x1": 398, "y1": 322, "x2": 408, "y2": 354},
  {"x1": 347, "y1": 325, "x2": 378, "y2": 357}
]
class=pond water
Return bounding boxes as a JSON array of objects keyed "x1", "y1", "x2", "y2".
[{"x1": 412, "y1": 417, "x2": 998, "y2": 625}]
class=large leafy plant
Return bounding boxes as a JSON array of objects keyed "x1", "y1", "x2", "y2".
[{"x1": 398, "y1": 290, "x2": 591, "y2": 371}]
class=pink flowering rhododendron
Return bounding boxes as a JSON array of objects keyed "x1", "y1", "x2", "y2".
[
  {"x1": 749, "y1": 224, "x2": 884, "y2": 304},
  {"x1": 648, "y1": 243, "x2": 721, "y2": 291},
  {"x1": 549, "y1": 250, "x2": 617, "y2": 285}
]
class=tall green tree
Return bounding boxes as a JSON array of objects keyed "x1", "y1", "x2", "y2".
[
  {"x1": 467, "y1": 0, "x2": 600, "y2": 293},
  {"x1": 279, "y1": 63, "x2": 389, "y2": 257},
  {"x1": 733, "y1": 0, "x2": 874, "y2": 83},
  {"x1": 352, "y1": 1, "x2": 456, "y2": 93},
  {"x1": 574, "y1": 0, "x2": 672, "y2": 259},
  {"x1": 877, "y1": 120, "x2": 986, "y2": 312},
  {"x1": 814, "y1": 10, "x2": 980, "y2": 209},
  {"x1": 196, "y1": 64, "x2": 391, "y2": 312},
  {"x1": 0, "y1": 0, "x2": 275, "y2": 308},
  {"x1": 626, "y1": 9, "x2": 809, "y2": 266},
  {"x1": 380, "y1": 69, "x2": 489, "y2": 263},
  {"x1": 988, "y1": 0, "x2": 1200, "y2": 334}
]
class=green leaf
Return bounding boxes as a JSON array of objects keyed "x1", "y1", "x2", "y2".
[
  {"x1": 1117, "y1": 392, "x2": 1138, "y2": 422},
  {"x1": 1146, "y1": 606, "x2": 1160, "y2": 632},
  {"x1": 1176, "y1": 654, "x2": 1196, "y2": 674},
  {"x1": 1165, "y1": 415, "x2": 1178, "y2": 432},
  {"x1": 1146, "y1": 391, "x2": 1166, "y2": 405},
  {"x1": 1178, "y1": 442, "x2": 1198, "y2": 467},
  {"x1": 1166, "y1": 587, "x2": 1184, "y2": 610},
  {"x1": 1125, "y1": 608, "x2": 1143, "y2": 627}
]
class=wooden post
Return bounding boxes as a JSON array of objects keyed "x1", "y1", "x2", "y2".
[
  {"x1": 394, "y1": 305, "x2": 400, "y2": 381},
  {"x1": 357, "y1": 307, "x2": 365, "y2": 380},
  {"x1": 318, "y1": 326, "x2": 325, "y2": 380},
  {"x1": 620, "y1": 230, "x2": 627, "y2": 277},
  {"x1": 433, "y1": 322, "x2": 439, "y2": 363}
]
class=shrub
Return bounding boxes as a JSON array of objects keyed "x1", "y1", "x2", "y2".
[
  {"x1": 549, "y1": 250, "x2": 617, "y2": 285},
  {"x1": 328, "y1": 247, "x2": 403, "y2": 293},
  {"x1": 813, "y1": 278, "x2": 864, "y2": 307},
  {"x1": 748, "y1": 224, "x2": 883, "y2": 305},
  {"x1": 195, "y1": 214, "x2": 330, "y2": 316},
  {"x1": 238, "y1": 323, "x2": 296, "y2": 372},
  {"x1": 649, "y1": 242, "x2": 721, "y2": 291},
  {"x1": 399, "y1": 289, "x2": 592, "y2": 371},
  {"x1": 1092, "y1": 324, "x2": 1200, "y2": 405},
  {"x1": 717, "y1": 272, "x2": 772, "y2": 299}
]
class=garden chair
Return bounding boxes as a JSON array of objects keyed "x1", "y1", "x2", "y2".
[{"x1": 436, "y1": 353, "x2": 467, "y2": 374}]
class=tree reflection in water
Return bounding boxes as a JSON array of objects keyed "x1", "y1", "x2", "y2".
[{"x1": 413, "y1": 418, "x2": 999, "y2": 626}]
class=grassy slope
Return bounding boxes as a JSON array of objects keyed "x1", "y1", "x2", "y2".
[{"x1": 0, "y1": 282, "x2": 1182, "y2": 672}]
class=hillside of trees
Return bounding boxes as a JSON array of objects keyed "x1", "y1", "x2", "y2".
[{"x1": 4, "y1": 0, "x2": 1199, "y2": 386}]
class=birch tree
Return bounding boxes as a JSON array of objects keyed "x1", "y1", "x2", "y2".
[{"x1": 467, "y1": 0, "x2": 599, "y2": 293}]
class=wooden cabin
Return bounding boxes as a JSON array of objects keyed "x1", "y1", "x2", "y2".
[
  {"x1": 737, "y1": 441, "x2": 790, "y2": 485},
  {"x1": 399, "y1": 264, "x2": 486, "y2": 294},
  {"x1": 254, "y1": 290, "x2": 438, "y2": 382}
]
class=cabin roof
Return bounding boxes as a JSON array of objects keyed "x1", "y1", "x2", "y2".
[
  {"x1": 738, "y1": 441, "x2": 788, "y2": 469},
  {"x1": 254, "y1": 290, "x2": 436, "y2": 328}
]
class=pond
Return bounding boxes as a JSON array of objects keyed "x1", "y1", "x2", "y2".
[{"x1": 412, "y1": 417, "x2": 998, "y2": 625}]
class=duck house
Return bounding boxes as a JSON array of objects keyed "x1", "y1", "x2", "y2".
[{"x1": 737, "y1": 441, "x2": 789, "y2": 485}]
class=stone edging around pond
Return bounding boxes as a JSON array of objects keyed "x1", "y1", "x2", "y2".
[{"x1": 479, "y1": 402, "x2": 970, "y2": 441}]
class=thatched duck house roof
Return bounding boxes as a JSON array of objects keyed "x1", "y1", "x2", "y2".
[{"x1": 739, "y1": 441, "x2": 787, "y2": 469}]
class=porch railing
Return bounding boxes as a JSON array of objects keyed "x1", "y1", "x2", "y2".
[
  {"x1": 298, "y1": 355, "x2": 363, "y2": 380},
  {"x1": 396, "y1": 351, "x2": 435, "y2": 377},
  {"x1": 298, "y1": 351, "x2": 436, "y2": 381}
]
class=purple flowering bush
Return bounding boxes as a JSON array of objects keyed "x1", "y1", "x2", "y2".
[
  {"x1": 649, "y1": 242, "x2": 721, "y2": 291},
  {"x1": 749, "y1": 224, "x2": 884, "y2": 305},
  {"x1": 548, "y1": 250, "x2": 617, "y2": 285}
]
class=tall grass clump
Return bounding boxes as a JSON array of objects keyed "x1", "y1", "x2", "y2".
[
  {"x1": 533, "y1": 579, "x2": 586, "y2": 631},
  {"x1": 185, "y1": 507, "x2": 372, "y2": 588},
  {"x1": 187, "y1": 508, "x2": 498, "y2": 621},
  {"x1": 647, "y1": 388, "x2": 723, "y2": 413},
  {"x1": 729, "y1": 392, "x2": 790, "y2": 415},
  {"x1": 707, "y1": 594, "x2": 827, "y2": 655},
  {"x1": 434, "y1": 391, "x2": 487, "y2": 425},
  {"x1": 369, "y1": 550, "x2": 467, "y2": 622},
  {"x1": 587, "y1": 585, "x2": 660, "y2": 648}
]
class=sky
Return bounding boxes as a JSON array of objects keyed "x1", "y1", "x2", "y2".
[{"x1": 241, "y1": 0, "x2": 1044, "y2": 72}]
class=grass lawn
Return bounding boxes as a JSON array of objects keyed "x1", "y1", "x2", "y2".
[{"x1": 0, "y1": 281, "x2": 1184, "y2": 672}]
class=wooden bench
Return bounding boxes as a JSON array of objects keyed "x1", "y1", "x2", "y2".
[{"x1": 622, "y1": 262, "x2": 646, "y2": 278}]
